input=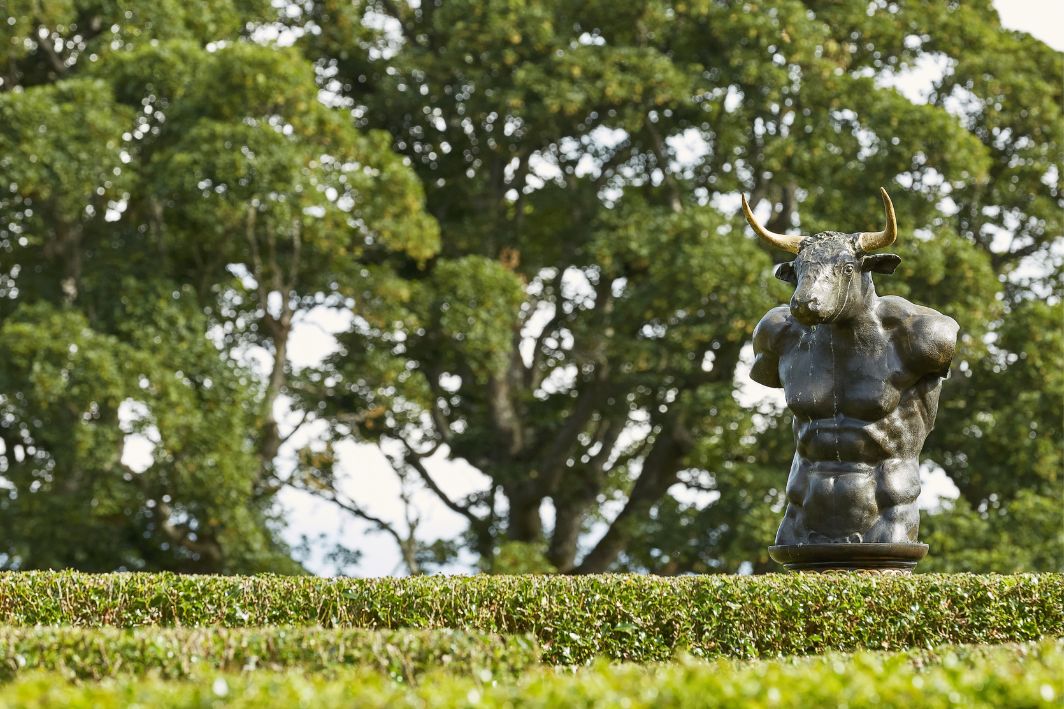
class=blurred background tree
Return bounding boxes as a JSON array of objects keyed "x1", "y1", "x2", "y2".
[
  {"x1": 0, "y1": 0, "x2": 1059, "y2": 574},
  {"x1": 0, "y1": 0, "x2": 439, "y2": 572}
]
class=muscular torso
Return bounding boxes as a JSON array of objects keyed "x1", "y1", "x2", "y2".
[
  {"x1": 753, "y1": 296, "x2": 955, "y2": 459},
  {"x1": 751, "y1": 296, "x2": 958, "y2": 543},
  {"x1": 780, "y1": 323, "x2": 934, "y2": 462}
]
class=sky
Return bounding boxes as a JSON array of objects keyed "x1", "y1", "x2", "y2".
[
  {"x1": 130, "y1": 1, "x2": 1064, "y2": 578},
  {"x1": 995, "y1": 1, "x2": 1064, "y2": 50}
]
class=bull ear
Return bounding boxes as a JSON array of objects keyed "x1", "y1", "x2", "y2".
[
  {"x1": 774, "y1": 261, "x2": 798, "y2": 284},
  {"x1": 861, "y1": 253, "x2": 901, "y2": 274}
]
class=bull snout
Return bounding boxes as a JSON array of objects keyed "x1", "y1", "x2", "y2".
[{"x1": 790, "y1": 294, "x2": 827, "y2": 325}]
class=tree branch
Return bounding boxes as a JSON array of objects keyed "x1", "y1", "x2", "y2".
[
  {"x1": 377, "y1": 0, "x2": 419, "y2": 45},
  {"x1": 537, "y1": 373, "x2": 611, "y2": 493},
  {"x1": 317, "y1": 487, "x2": 407, "y2": 550},
  {"x1": 35, "y1": 27, "x2": 67, "y2": 75},
  {"x1": 424, "y1": 377, "x2": 454, "y2": 445},
  {"x1": 154, "y1": 502, "x2": 223, "y2": 564},
  {"x1": 287, "y1": 217, "x2": 302, "y2": 294},
  {"x1": 399, "y1": 439, "x2": 483, "y2": 527},
  {"x1": 592, "y1": 137, "x2": 635, "y2": 190},
  {"x1": 575, "y1": 405, "x2": 694, "y2": 573},
  {"x1": 546, "y1": 411, "x2": 628, "y2": 570},
  {"x1": 645, "y1": 119, "x2": 683, "y2": 214},
  {"x1": 279, "y1": 409, "x2": 312, "y2": 447},
  {"x1": 244, "y1": 207, "x2": 270, "y2": 313},
  {"x1": 525, "y1": 301, "x2": 564, "y2": 390}
]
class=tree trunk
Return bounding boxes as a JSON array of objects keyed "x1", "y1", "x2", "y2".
[
  {"x1": 546, "y1": 412, "x2": 627, "y2": 570},
  {"x1": 505, "y1": 485, "x2": 543, "y2": 542},
  {"x1": 548, "y1": 496, "x2": 591, "y2": 571},
  {"x1": 574, "y1": 416, "x2": 692, "y2": 573},
  {"x1": 257, "y1": 315, "x2": 290, "y2": 474}
]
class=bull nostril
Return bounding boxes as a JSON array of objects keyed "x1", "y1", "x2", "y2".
[{"x1": 790, "y1": 299, "x2": 821, "y2": 325}]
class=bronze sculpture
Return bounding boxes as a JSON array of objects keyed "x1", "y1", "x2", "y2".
[{"x1": 743, "y1": 188, "x2": 958, "y2": 572}]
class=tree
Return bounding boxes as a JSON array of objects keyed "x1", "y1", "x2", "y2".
[
  {"x1": 919, "y1": 490, "x2": 1063, "y2": 573},
  {"x1": 0, "y1": 2, "x2": 438, "y2": 571},
  {"x1": 1, "y1": 0, "x2": 1058, "y2": 576},
  {"x1": 294, "y1": 0, "x2": 1061, "y2": 573}
]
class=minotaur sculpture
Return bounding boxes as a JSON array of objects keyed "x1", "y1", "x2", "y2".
[{"x1": 743, "y1": 188, "x2": 958, "y2": 571}]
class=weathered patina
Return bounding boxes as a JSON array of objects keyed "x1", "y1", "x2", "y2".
[{"x1": 743, "y1": 189, "x2": 958, "y2": 568}]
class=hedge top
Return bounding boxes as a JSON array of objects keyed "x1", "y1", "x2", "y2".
[
  {"x1": 0, "y1": 626, "x2": 539, "y2": 682},
  {"x1": 1, "y1": 640, "x2": 1060, "y2": 708},
  {"x1": 1, "y1": 571, "x2": 1060, "y2": 663}
]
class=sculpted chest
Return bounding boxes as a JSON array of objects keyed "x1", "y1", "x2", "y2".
[{"x1": 778, "y1": 325, "x2": 908, "y2": 423}]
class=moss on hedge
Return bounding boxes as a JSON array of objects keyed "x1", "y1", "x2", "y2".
[
  {"x1": 0, "y1": 571, "x2": 1060, "y2": 663},
  {"x1": 1, "y1": 639, "x2": 1059, "y2": 708},
  {"x1": 0, "y1": 626, "x2": 538, "y2": 681}
]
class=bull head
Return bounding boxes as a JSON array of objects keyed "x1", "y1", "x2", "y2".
[{"x1": 741, "y1": 188, "x2": 901, "y2": 325}]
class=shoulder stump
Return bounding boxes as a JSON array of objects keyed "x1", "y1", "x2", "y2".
[
  {"x1": 750, "y1": 305, "x2": 792, "y2": 388},
  {"x1": 879, "y1": 296, "x2": 959, "y2": 377}
]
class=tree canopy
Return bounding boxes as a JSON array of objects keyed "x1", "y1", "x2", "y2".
[
  {"x1": 0, "y1": 0, "x2": 438, "y2": 571},
  {"x1": 1, "y1": 0, "x2": 1059, "y2": 574}
]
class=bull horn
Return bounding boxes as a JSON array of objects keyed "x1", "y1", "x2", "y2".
[
  {"x1": 741, "y1": 194, "x2": 806, "y2": 254},
  {"x1": 856, "y1": 187, "x2": 898, "y2": 252}
]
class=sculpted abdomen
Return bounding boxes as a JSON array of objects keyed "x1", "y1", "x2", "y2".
[
  {"x1": 779, "y1": 457, "x2": 917, "y2": 544},
  {"x1": 795, "y1": 417, "x2": 887, "y2": 462},
  {"x1": 801, "y1": 465, "x2": 878, "y2": 541},
  {"x1": 875, "y1": 458, "x2": 920, "y2": 508}
]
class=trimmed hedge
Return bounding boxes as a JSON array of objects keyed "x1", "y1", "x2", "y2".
[
  {"x1": 0, "y1": 571, "x2": 1060, "y2": 663},
  {"x1": 1, "y1": 639, "x2": 1059, "y2": 708},
  {"x1": 0, "y1": 626, "x2": 538, "y2": 681},
  {"x1": 753, "y1": 638, "x2": 1059, "y2": 672}
]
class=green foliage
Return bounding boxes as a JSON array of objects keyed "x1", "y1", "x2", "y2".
[
  {"x1": 0, "y1": 571, "x2": 1059, "y2": 664},
  {"x1": 293, "y1": 0, "x2": 1063, "y2": 575},
  {"x1": 0, "y1": 78, "x2": 131, "y2": 229},
  {"x1": 488, "y1": 541, "x2": 558, "y2": 575},
  {"x1": 0, "y1": 639, "x2": 1058, "y2": 707},
  {"x1": 928, "y1": 299, "x2": 1064, "y2": 504},
  {"x1": 1, "y1": 0, "x2": 1060, "y2": 577},
  {"x1": 920, "y1": 491, "x2": 1064, "y2": 573},
  {"x1": 2, "y1": 0, "x2": 273, "y2": 70},
  {"x1": 426, "y1": 257, "x2": 526, "y2": 375},
  {"x1": 0, "y1": 570, "x2": 1058, "y2": 704},
  {"x1": 0, "y1": 626, "x2": 538, "y2": 682},
  {"x1": 0, "y1": 296, "x2": 299, "y2": 573},
  {"x1": 0, "y1": 3, "x2": 438, "y2": 573}
]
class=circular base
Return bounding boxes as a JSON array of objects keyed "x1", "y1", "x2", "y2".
[{"x1": 768, "y1": 543, "x2": 928, "y2": 573}]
